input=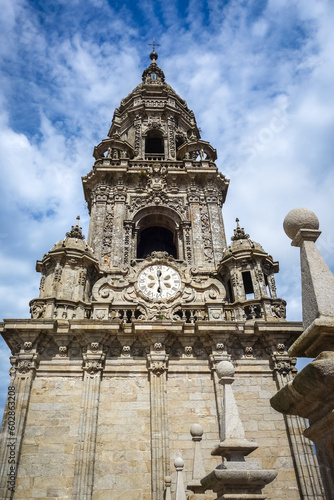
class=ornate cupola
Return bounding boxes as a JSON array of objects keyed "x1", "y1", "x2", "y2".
[
  {"x1": 30, "y1": 217, "x2": 99, "y2": 321},
  {"x1": 218, "y1": 218, "x2": 286, "y2": 321}
]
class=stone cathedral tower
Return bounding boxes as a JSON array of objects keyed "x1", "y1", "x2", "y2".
[{"x1": 0, "y1": 50, "x2": 324, "y2": 499}]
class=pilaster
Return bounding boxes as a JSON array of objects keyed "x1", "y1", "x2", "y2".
[
  {"x1": 147, "y1": 343, "x2": 169, "y2": 500},
  {"x1": 0, "y1": 351, "x2": 39, "y2": 499},
  {"x1": 72, "y1": 344, "x2": 106, "y2": 500}
]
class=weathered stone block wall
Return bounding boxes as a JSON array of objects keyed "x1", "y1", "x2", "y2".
[
  {"x1": 13, "y1": 377, "x2": 82, "y2": 500},
  {"x1": 93, "y1": 373, "x2": 151, "y2": 500}
]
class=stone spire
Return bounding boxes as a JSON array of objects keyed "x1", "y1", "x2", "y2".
[
  {"x1": 231, "y1": 218, "x2": 250, "y2": 241},
  {"x1": 66, "y1": 215, "x2": 85, "y2": 240}
]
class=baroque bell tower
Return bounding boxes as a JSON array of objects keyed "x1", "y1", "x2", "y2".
[{"x1": 0, "y1": 50, "x2": 324, "y2": 500}]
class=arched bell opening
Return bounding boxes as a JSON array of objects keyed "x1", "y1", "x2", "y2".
[
  {"x1": 134, "y1": 208, "x2": 182, "y2": 260},
  {"x1": 145, "y1": 129, "x2": 164, "y2": 159},
  {"x1": 137, "y1": 226, "x2": 177, "y2": 258}
]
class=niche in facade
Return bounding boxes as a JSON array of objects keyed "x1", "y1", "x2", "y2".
[
  {"x1": 137, "y1": 226, "x2": 177, "y2": 259},
  {"x1": 145, "y1": 130, "x2": 164, "y2": 155}
]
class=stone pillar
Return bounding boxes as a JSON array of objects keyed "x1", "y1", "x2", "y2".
[
  {"x1": 87, "y1": 190, "x2": 108, "y2": 264},
  {"x1": 72, "y1": 346, "x2": 105, "y2": 500},
  {"x1": 187, "y1": 424, "x2": 206, "y2": 493},
  {"x1": 207, "y1": 200, "x2": 226, "y2": 266},
  {"x1": 188, "y1": 193, "x2": 204, "y2": 267},
  {"x1": 0, "y1": 352, "x2": 39, "y2": 499},
  {"x1": 112, "y1": 199, "x2": 126, "y2": 268},
  {"x1": 174, "y1": 456, "x2": 187, "y2": 500},
  {"x1": 147, "y1": 345, "x2": 169, "y2": 500}
]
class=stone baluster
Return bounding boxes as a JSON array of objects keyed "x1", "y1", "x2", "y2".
[{"x1": 174, "y1": 456, "x2": 187, "y2": 500}]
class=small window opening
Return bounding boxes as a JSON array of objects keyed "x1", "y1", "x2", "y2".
[
  {"x1": 242, "y1": 271, "x2": 254, "y2": 300},
  {"x1": 137, "y1": 226, "x2": 177, "y2": 259},
  {"x1": 227, "y1": 279, "x2": 234, "y2": 303},
  {"x1": 151, "y1": 74, "x2": 156, "y2": 80},
  {"x1": 145, "y1": 130, "x2": 164, "y2": 155}
]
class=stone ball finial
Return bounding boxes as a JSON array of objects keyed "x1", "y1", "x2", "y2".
[
  {"x1": 174, "y1": 456, "x2": 184, "y2": 469},
  {"x1": 150, "y1": 50, "x2": 158, "y2": 61},
  {"x1": 283, "y1": 208, "x2": 319, "y2": 240},
  {"x1": 190, "y1": 423, "x2": 203, "y2": 438},
  {"x1": 216, "y1": 360, "x2": 235, "y2": 380}
]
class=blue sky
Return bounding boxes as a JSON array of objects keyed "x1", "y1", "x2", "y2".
[{"x1": 1, "y1": 0, "x2": 334, "y2": 419}]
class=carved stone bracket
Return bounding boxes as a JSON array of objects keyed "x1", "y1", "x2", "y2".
[{"x1": 82, "y1": 352, "x2": 106, "y2": 376}]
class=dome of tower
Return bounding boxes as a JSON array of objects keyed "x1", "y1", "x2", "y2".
[
  {"x1": 48, "y1": 216, "x2": 95, "y2": 257},
  {"x1": 221, "y1": 218, "x2": 268, "y2": 260}
]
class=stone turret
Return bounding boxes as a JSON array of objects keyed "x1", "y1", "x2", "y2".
[
  {"x1": 30, "y1": 217, "x2": 99, "y2": 320},
  {"x1": 218, "y1": 218, "x2": 286, "y2": 321}
]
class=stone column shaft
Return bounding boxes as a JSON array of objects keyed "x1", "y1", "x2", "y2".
[
  {"x1": 72, "y1": 357, "x2": 104, "y2": 500},
  {"x1": 207, "y1": 202, "x2": 226, "y2": 266},
  {"x1": 148, "y1": 354, "x2": 169, "y2": 500}
]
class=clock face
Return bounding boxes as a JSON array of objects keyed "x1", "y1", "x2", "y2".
[{"x1": 137, "y1": 265, "x2": 181, "y2": 300}]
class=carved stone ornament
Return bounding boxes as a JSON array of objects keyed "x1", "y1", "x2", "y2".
[
  {"x1": 150, "y1": 361, "x2": 166, "y2": 376},
  {"x1": 17, "y1": 360, "x2": 35, "y2": 374},
  {"x1": 154, "y1": 342, "x2": 163, "y2": 351},
  {"x1": 216, "y1": 343, "x2": 224, "y2": 352},
  {"x1": 83, "y1": 361, "x2": 103, "y2": 375},
  {"x1": 30, "y1": 303, "x2": 45, "y2": 319},
  {"x1": 59, "y1": 346, "x2": 67, "y2": 357},
  {"x1": 244, "y1": 346, "x2": 254, "y2": 358},
  {"x1": 24, "y1": 342, "x2": 33, "y2": 351},
  {"x1": 274, "y1": 359, "x2": 297, "y2": 376},
  {"x1": 91, "y1": 342, "x2": 99, "y2": 351},
  {"x1": 122, "y1": 345, "x2": 131, "y2": 357},
  {"x1": 184, "y1": 346, "x2": 193, "y2": 357}
]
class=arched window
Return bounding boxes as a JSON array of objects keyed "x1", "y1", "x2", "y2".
[
  {"x1": 137, "y1": 226, "x2": 177, "y2": 259},
  {"x1": 145, "y1": 130, "x2": 164, "y2": 156}
]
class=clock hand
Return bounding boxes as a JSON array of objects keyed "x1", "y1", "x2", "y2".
[{"x1": 157, "y1": 269, "x2": 162, "y2": 294}]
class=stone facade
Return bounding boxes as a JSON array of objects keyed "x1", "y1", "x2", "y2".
[{"x1": 0, "y1": 52, "x2": 324, "y2": 499}]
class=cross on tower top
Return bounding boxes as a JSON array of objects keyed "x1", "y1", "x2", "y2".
[{"x1": 148, "y1": 38, "x2": 161, "y2": 52}]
